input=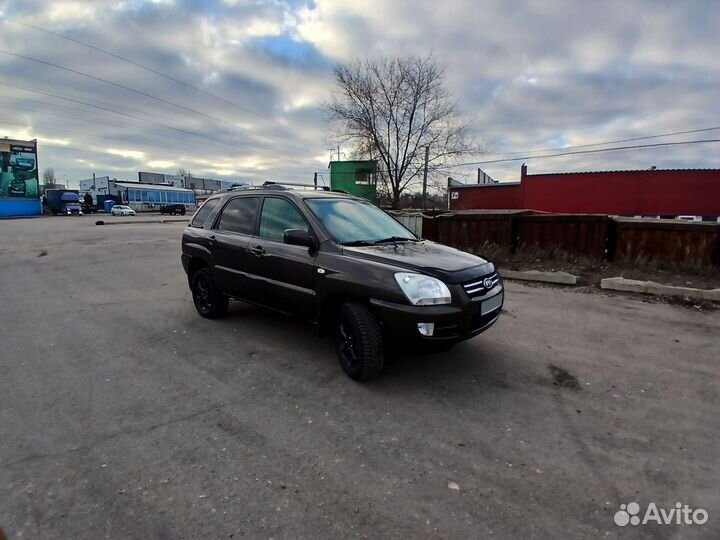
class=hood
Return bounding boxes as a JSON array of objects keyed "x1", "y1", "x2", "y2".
[{"x1": 343, "y1": 240, "x2": 494, "y2": 283}]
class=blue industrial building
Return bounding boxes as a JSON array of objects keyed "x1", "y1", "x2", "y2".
[{"x1": 110, "y1": 181, "x2": 196, "y2": 211}]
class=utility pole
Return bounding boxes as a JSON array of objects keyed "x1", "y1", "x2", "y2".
[
  {"x1": 313, "y1": 172, "x2": 318, "y2": 189},
  {"x1": 337, "y1": 144, "x2": 341, "y2": 162},
  {"x1": 422, "y1": 145, "x2": 429, "y2": 210}
]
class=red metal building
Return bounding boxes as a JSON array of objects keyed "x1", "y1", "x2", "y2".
[{"x1": 449, "y1": 165, "x2": 720, "y2": 219}]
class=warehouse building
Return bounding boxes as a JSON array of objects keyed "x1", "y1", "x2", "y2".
[
  {"x1": 109, "y1": 180, "x2": 196, "y2": 212},
  {"x1": 448, "y1": 164, "x2": 720, "y2": 220}
]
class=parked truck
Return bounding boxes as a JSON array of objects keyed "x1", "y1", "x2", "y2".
[{"x1": 45, "y1": 189, "x2": 83, "y2": 216}]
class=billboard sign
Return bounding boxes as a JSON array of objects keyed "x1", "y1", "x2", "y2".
[
  {"x1": 138, "y1": 171, "x2": 165, "y2": 184},
  {"x1": 0, "y1": 140, "x2": 39, "y2": 199},
  {"x1": 163, "y1": 174, "x2": 185, "y2": 188},
  {"x1": 79, "y1": 176, "x2": 110, "y2": 192}
]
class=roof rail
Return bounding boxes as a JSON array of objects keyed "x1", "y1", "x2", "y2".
[
  {"x1": 224, "y1": 185, "x2": 267, "y2": 192},
  {"x1": 222, "y1": 182, "x2": 333, "y2": 193},
  {"x1": 263, "y1": 181, "x2": 330, "y2": 191}
]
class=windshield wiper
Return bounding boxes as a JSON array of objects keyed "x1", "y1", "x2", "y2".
[
  {"x1": 372, "y1": 236, "x2": 418, "y2": 244},
  {"x1": 339, "y1": 240, "x2": 375, "y2": 246}
]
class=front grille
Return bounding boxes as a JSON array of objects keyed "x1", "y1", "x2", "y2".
[{"x1": 462, "y1": 272, "x2": 500, "y2": 301}]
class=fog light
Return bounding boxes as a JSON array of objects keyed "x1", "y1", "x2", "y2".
[{"x1": 417, "y1": 322, "x2": 435, "y2": 337}]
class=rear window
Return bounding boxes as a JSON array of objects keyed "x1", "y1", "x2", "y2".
[
  {"x1": 191, "y1": 198, "x2": 220, "y2": 228},
  {"x1": 217, "y1": 197, "x2": 260, "y2": 235}
]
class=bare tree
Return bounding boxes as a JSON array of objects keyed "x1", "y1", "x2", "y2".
[
  {"x1": 42, "y1": 167, "x2": 57, "y2": 187},
  {"x1": 325, "y1": 55, "x2": 472, "y2": 208}
]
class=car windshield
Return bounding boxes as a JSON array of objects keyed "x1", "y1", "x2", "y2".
[{"x1": 305, "y1": 198, "x2": 418, "y2": 245}]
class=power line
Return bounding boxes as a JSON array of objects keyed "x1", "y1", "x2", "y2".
[
  {"x1": 0, "y1": 118, "x2": 321, "y2": 182},
  {"x1": 0, "y1": 118, "x2": 178, "y2": 148},
  {"x1": 0, "y1": 87, "x2": 264, "y2": 152},
  {"x1": 0, "y1": 50, "x2": 319, "y2": 156},
  {"x1": 0, "y1": 80, "x2": 179, "y2": 121},
  {"x1": 3, "y1": 17, "x2": 280, "y2": 125},
  {"x1": 486, "y1": 126, "x2": 720, "y2": 156},
  {"x1": 0, "y1": 98, "x2": 248, "y2": 153},
  {"x1": 436, "y1": 138, "x2": 720, "y2": 168}
]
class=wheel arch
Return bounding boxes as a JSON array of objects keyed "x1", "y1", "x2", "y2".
[
  {"x1": 317, "y1": 292, "x2": 377, "y2": 337},
  {"x1": 187, "y1": 257, "x2": 210, "y2": 287}
]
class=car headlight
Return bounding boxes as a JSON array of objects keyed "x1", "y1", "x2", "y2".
[{"x1": 394, "y1": 272, "x2": 452, "y2": 305}]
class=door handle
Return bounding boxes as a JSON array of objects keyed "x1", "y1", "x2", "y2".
[{"x1": 249, "y1": 245, "x2": 266, "y2": 257}]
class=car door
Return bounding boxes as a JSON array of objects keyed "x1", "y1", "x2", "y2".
[
  {"x1": 246, "y1": 196, "x2": 317, "y2": 319},
  {"x1": 210, "y1": 196, "x2": 260, "y2": 300}
]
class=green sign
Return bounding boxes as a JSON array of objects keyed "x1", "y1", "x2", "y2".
[{"x1": 0, "y1": 143, "x2": 39, "y2": 199}]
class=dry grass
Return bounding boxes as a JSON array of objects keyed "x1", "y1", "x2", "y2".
[{"x1": 468, "y1": 242, "x2": 720, "y2": 289}]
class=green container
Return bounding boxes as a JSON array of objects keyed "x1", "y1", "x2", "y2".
[{"x1": 329, "y1": 160, "x2": 377, "y2": 202}]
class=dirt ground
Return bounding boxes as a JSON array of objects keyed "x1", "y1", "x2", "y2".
[{"x1": 476, "y1": 244, "x2": 720, "y2": 291}]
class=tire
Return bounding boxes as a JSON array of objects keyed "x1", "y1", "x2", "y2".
[
  {"x1": 334, "y1": 302, "x2": 384, "y2": 381},
  {"x1": 191, "y1": 268, "x2": 228, "y2": 319},
  {"x1": 121, "y1": 212, "x2": 126, "y2": 216},
  {"x1": 180, "y1": 208, "x2": 186, "y2": 215}
]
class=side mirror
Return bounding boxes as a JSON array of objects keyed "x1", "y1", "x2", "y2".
[{"x1": 283, "y1": 229, "x2": 316, "y2": 248}]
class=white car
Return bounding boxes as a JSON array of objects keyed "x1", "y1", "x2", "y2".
[{"x1": 111, "y1": 205, "x2": 136, "y2": 216}]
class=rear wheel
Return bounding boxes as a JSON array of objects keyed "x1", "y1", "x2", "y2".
[
  {"x1": 334, "y1": 302, "x2": 384, "y2": 381},
  {"x1": 191, "y1": 268, "x2": 228, "y2": 319}
]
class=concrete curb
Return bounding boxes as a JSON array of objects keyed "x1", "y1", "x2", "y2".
[
  {"x1": 501, "y1": 270, "x2": 578, "y2": 285},
  {"x1": 600, "y1": 277, "x2": 720, "y2": 302},
  {"x1": 96, "y1": 218, "x2": 189, "y2": 226}
]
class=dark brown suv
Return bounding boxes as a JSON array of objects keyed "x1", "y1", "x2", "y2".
[{"x1": 181, "y1": 185, "x2": 503, "y2": 381}]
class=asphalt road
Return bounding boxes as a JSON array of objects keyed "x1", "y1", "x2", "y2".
[{"x1": 1, "y1": 217, "x2": 718, "y2": 540}]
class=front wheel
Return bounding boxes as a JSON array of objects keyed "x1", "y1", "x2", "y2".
[
  {"x1": 334, "y1": 302, "x2": 384, "y2": 381},
  {"x1": 191, "y1": 268, "x2": 228, "y2": 319}
]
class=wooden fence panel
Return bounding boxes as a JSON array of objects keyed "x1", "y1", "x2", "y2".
[
  {"x1": 432, "y1": 214, "x2": 515, "y2": 251},
  {"x1": 421, "y1": 212, "x2": 720, "y2": 267},
  {"x1": 614, "y1": 219, "x2": 720, "y2": 266},
  {"x1": 514, "y1": 215, "x2": 610, "y2": 259}
]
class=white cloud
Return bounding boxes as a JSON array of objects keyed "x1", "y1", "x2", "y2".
[
  {"x1": 147, "y1": 160, "x2": 175, "y2": 168},
  {"x1": 106, "y1": 148, "x2": 145, "y2": 160}
]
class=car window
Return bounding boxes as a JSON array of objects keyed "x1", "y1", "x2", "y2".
[
  {"x1": 258, "y1": 197, "x2": 309, "y2": 242},
  {"x1": 217, "y1": 197, "x2": 259, "y2": 234},
  {"x1": 305, "y1": 198, "x2": 416, "y2": 244},
  {"x1": 191, "y1": 198, "x2": 220, "y2": 228}
]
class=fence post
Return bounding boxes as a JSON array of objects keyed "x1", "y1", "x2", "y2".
[{"x1": 606, "y1": 217, "x2": 617, "y2": 263}]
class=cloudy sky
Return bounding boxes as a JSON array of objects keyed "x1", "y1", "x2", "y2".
[{"x1": 1, "y1": 0, "x2": 719, "y2": 188}]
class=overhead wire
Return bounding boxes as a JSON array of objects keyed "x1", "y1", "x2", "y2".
[
  {"x1": 484, "y1": 126, "x2": 720, "y2": 156},
  {"x1": 0, "y1": 50, "x2": 320, "y2": 157},
  {"x1": 0, "y1": 88, "x2": 269, "y2": 152},
  {"x1": 2, "y1": 17, "x2": 281, "y2": 125},
  {"x1": 435, "y1": 138, "x2": 720, "y2": 168}
]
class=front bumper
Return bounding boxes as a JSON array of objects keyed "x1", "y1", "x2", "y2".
[{"x1": 369, "y1": 285, "x2": 503, "y2": 344}]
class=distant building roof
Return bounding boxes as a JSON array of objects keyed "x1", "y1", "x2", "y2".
[
  {"x1": 527, "y1": 168, "x2": 720, "y2": 176},
  {"x1": 451, "y1": 182, "x2": 521, "y2": 189},
  {"x1": 0, "y1": 137, "x2": 37, "y2": 147},
  {"x1": 112, "y1": 181, "x2": 193, "y2": 192}
]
